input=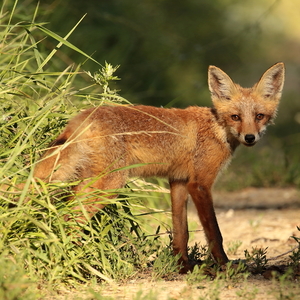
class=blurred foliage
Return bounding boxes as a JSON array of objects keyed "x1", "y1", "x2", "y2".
[
  {"x1": 1, "y1": 0, "x2": 300, "y2": 189},
  {"x1": 2, "y1": 0, "x2": 286, "y2": 106},
  {"x1": 44, "y1": 0, "x2": 253, "y2": 106}
]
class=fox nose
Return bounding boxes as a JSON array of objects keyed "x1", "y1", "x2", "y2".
[{"x1": 245, "y1": 134, "x2": 255, "y2": 144}]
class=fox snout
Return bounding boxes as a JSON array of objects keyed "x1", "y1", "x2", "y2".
[
  {"x1": 244, "y1": 134, "x2": 256, "y2": 146},
  {"x1": 242, "y1": 131, "x2": 265, "y2": 146}
]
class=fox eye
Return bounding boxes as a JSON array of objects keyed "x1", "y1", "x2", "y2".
[
  {"x1": 231, "y1": 115, "x2": 240, "y2": 121},
  {"x1": 256, "y1": 114, "x2": 265, "y2": 120}
]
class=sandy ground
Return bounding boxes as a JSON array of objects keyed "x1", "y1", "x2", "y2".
[
  {"x1": 204, "y1": 187, "x2": 300, "y2": 262},
  {"x1": 54, "y1": 188, "x2": 300, "y2": 300},
  {"x1": 96, "y1": 188, "x2": 300, "y2": 300}
]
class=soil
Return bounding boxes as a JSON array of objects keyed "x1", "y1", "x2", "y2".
[{"x1": 60, "y1": 188, "x2": 300, "y2": 300}]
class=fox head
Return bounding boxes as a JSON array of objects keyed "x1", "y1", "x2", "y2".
[{"x1": 208, "y1": 62, "x2": 285, "y2": 147}]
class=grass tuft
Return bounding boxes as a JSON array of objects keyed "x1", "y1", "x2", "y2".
[{"x1": 0, "y1": 1, "x2": 171, "y2": 294}]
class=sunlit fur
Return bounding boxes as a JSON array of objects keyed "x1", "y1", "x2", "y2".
[{"x1": 33, "y1": 63, "x2": 285, "y2": 273}]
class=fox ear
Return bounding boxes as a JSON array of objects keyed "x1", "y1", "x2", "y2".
[
  {"x1": 255, "y1": 62, "x2": 285, "y2": 100},
  {"x1": 208, "y1": 66, "x2": 237, "y2": 100}
]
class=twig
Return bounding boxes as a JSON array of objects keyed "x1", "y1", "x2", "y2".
[
  {"x1": 146, "y1": 229, "x2": 203, "y2": 237},
  {"x1": 268, "y1": 245, "x2": 299, "y2": 261}
]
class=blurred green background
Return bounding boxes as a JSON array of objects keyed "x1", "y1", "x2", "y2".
[
  {"x1": 22, "y1": 0, "x2": 300, "y2": 106},
  {"x1": 2, "y1": 0, "x2": 300, "y2": 189}
]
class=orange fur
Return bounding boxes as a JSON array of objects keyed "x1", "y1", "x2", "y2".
[{"x1": 33, "y1": 63, "x2": 285, "y2": 273}]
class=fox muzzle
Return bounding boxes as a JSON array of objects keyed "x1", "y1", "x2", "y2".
[{"x1": 244, "y1": 134, "x2": 256, "y2": 146}]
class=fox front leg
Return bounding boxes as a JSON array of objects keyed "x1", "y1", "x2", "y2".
[{"x1": 187, "y1": 181, "x2": 229, "y2": 265}]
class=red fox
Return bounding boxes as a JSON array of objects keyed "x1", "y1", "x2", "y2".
[{"x1": 33, "y1": 62, "x2": 285, "y2": 273}]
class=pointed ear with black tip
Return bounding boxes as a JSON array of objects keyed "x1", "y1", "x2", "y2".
[
  {"x1": 208, "y1": 66, "x2": 238, "y2": 100},
  {"x1": 255, "y1": 62, "x2": 285, "y2": 100}
]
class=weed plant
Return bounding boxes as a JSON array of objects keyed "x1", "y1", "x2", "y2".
[
  {"x1": 244, "y1": 247, "x2": 269, "y2": 274},
  {"x1": 289, "y1": 226, "x2": 300, "y2": 275}
]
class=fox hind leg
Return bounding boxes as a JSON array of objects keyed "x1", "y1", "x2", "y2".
[
  {"x1": 33, "y1": 135, "x2": 128, "y2": 222},
  {"x1": 67, "y1": 170, "x2": 127, "y2": 222}
]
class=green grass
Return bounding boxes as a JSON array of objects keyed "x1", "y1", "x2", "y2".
[{"x1": 0, "y1": 1, "x2": 173, "y2": 296}]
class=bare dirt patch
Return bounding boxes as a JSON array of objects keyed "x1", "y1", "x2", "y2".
[
  {"x1": 55, "y1": 188, "x2": 300, "y2": 300},
  {"x1": 208, "y1": 187, "x2": 300, "y2": 262},
  {"x1": 98, "y1": 188, "x2": 300, "y2": 300}
]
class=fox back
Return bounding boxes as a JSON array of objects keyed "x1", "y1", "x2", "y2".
[{"x1": 33, "y1": 62, "x2": 285, "y2": 272}]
